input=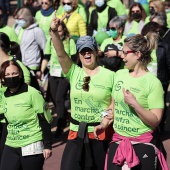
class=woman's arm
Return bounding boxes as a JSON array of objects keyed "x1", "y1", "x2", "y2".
[
  {"x1": 94, "y1": 98, "x2": 114, "y2": 139},
  {"x1": 122, "y1": 88, "x2": 163, "y2": 128},
  {"x1": 50, "y1": 11, "x2": 72, "y2": 74}
]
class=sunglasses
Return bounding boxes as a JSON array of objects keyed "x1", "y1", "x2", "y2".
[
  {"x1": 110, "y1": 27, "x2": 116, "y2": 31},
  {"x1": 79, "y1": 48, "x2": 93, "y2": 55},
  {"x1": 41, "y1": 2, "x2": 49, "y2": 5},
  {"x1": 63, "y1": 2, "x2": 72, "y2": 5},
  {"x1": 122, "y1": 50, "x2": 136, "y2": 56},
  {"x1": 82, "y1": 76, "x2": 90, "y2": 92}
]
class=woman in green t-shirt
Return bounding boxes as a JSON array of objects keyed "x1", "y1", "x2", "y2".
[
  {"x1": 124, "y1": 2, "x2": 146, "y2": 36},
  {"x1": 0, "y1": 32, "x2": 31, "y2": 163},
  {"x1": 41, "y1": 21, "x2": 77, "y2": 137},
  {"x1": 94, "y1": 33, "x2": 168, "y2": 169},
  {"x1": 50, "y1": 12, "x2": 115, "y2": 170},
  {"x1": 0, "y1": 60, "x2": 52, "y2": 170}
]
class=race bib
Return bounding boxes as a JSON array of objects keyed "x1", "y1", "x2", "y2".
[
  {"x1": 22, "y1": 141, "x2": 44, "y2": 156},
  {"x1": 50, "y1": 64, "x2": 62, "y2": 77}
]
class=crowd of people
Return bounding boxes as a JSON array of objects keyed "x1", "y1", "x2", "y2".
[{"x1": 0, "y1": 0, "x2": 169, "y2": 169}]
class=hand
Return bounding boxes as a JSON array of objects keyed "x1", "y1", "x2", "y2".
[
  {"x1": 36, "y1": 71, "x2": 42, "y2": 80},
  {"x1": 94, "y1": 125, "x2": 105, "y2": 140},
  {"x1": 50, "y1": 11, "x2": 67, "y2": 31},
  {"x1": 104, "y1": 109, "x2": 114, "y2": 125},
  {"x1": 104, "y1": 50, "x2": 116, "y2": 57},
  {"x1": 43, "y1": 149, "x2": 52, "y2": 160},
  {"x1": 122, "y1": 88, "x2": 138, "y2": 108}
]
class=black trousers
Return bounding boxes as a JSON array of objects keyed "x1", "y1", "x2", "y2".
[
  {"x1": 107, "y1": 142, "x2": 158, "y2": 170},
  {"x1": 0, "y1": 123, "x2": 7, "y2": 164},
  {"x1": 0, "y1": 145, "x2": 44, "y2": 170},
  {"x1": 48, "y1": 76, "x2": 70, "y2": 128},
  {"x1": 61, "y1": 139, "x2": 109, "y2": 170}
]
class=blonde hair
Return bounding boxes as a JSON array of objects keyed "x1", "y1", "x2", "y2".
[
  {"x1": 149, "y1": 0, "x2": 165, "y2": 13},
  {"x1": 124, "y1": 32, "x2": 158, "y2": 67}
]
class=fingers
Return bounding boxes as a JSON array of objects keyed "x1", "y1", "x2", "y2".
[
  {"x1": 53, "y1": 10, "x2": 56, "y2": 19},
  {"x1": 43, "y1": 149, "x2": 52, "y2": 160},
  {"x1": 93, "y1": 127, "x2": 99, "y2": 140},
  {"x1": 61, "y1": 13, "x2": 67, "y2": 22}
]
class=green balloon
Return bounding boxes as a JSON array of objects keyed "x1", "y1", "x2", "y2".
[{"x1": 95, "y1": 31, "x2": 109, "y2": 45}]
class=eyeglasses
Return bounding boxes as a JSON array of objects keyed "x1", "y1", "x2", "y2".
[
  {"x1": 110, "y1": 27, "x2": 117, "y2": 31},
  {"x1": 82, "y1": 76, "x2": 90, "y2": 92},
  {"x1": 122, "y1": 50, "x2": 136, "y2": 56},
  {"x1": 41, "y1": 2, "x2": 49, "y2": 5},
  {"x1": 131, "y1": 10, "x2": 140, "y2": 14},
  {"x1": 63, "y1": 2, "x2": 72, "y2": 5}
]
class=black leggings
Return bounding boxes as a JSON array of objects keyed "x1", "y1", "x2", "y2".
[
  {"x1": 48, "y1": 76, "x2": 70, "y2": 128},
  {"x1": 61, "y1": 139, "x2": 109, "y2": 170},
  {"x1": 107, "y1": 142, "x2": 158, "y2": 170},
  {"x1": 0, "y1": 145, "x2": 44, "y2": 170}
]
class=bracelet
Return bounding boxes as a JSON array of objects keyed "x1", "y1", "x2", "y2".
[{"x1": 50, "y1": 27, "x2": 58, "y2": 32}]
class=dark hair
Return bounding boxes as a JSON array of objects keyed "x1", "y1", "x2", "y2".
[
  {"x1": 60, "y1": 21, "x2": 70, "y2": 38},
  {"x1": 141, "y1": 22, "x2": 160, "y2": 35},
  {"x1": 0, "y1": 5, "x2": 3, "y2": 11},
  {"x1": 124, "y1": 32, "x2": 158, "y2": 67},
  {"x1": 128, "y1": 2, "x2": 146, "y2": 22},
  {"x1": 0, "y1": 32, "x2": 20, "y2": 55},
  {"x1": 0, "y1": 60, "x2": 24, "y2": 86}
]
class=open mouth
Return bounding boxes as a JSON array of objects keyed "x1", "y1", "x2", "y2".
[{"x1": 84, "y1": 55, "x2": 91, "y2": 60}]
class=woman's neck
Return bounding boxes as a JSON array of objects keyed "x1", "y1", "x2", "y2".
[
  {"x1": 83, "y1": 64, "x2": 99, "y2": 76},
  {"x1": 9, "y1": 85, "x2": 20, "y2": 93},
  {"x1": 129, "y1": 64, "x2": 148, "y2": 78}
]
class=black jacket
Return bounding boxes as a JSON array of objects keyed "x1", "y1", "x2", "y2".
[
  {"x1": 87, "y1": 4, "x2": 117, "y2": 36},
  {"x1": 156, "y1": 40, "x2": 170, "y2": 85}
]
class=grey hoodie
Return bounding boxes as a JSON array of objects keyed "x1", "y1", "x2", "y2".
[{"x1": 15, "y1": 22, "x2": 46, "y2": 70}]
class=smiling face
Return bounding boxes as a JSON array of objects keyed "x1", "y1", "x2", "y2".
[
  {"x1": 122, "y1": 43, "x2": 140, "y2": 70},
  {"x1": 79, "y1": 47, "x2": 97, "y2": 68}
]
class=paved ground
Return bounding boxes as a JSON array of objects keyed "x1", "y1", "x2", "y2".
[{"x1": 7, "y1": 16, "x2": 170, "y2": 170}]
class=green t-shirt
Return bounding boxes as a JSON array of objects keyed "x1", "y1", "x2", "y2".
[
  {"x1": 112, "y1": 69, "x2": 164, "y2": 137},
  {"x1": 45, "y1": 37, "x2": 76, "y2": 76},
  {"x1": 167, "y1": 12, "x2": 170, "y2": 28},
  {"x1": 0, "y1": 25, "x2": 18, "y2": 43},
  {"x1": 0, "y1": 85, "x2": 6, "y2": 114},
  {"x1": 35, "y1": 11, "x2": 54, "y2": 39},
  {"x1": 100, "y1": 36, "x2": 126, "y2": 52},
  {"x1": 97, "y1": 6, "x2": 109, "y2": 32},
  {"x1": 65, "y1": 64, "x2": 115, "y2": 132},
  {"x1": 124, "y1": 21, "x2": 139, "y2": 36},
  {"x1": 107, "y1": 0, "x2": 127, "y2": 16},
  {"x1": 4, "y1": 85, "x2": 45, "y2": 148}
]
